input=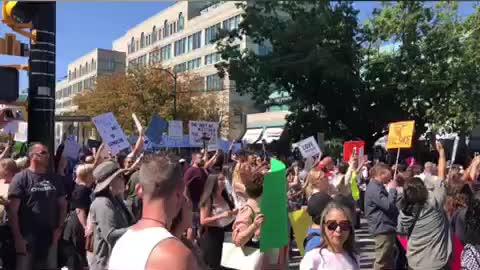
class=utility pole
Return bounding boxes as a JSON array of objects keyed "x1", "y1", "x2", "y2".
[{"x1": 28, "y1": 2, "x2": 56, "y2": 153}]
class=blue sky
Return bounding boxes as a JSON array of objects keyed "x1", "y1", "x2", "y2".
[{"x1": 0, "y1": 1, "x2": 476, "y2": 92}]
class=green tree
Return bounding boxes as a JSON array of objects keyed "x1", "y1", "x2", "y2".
[{"x1": 216, "y1": 1, "x2": 372, "y2": 143}]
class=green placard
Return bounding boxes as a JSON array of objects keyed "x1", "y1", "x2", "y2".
[{"x1": 259, "y1": 158, "x2": 289, "y2": 252}]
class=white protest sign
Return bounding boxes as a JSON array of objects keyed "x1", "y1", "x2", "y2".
[
  {"x1": 296, "y1": 136, "x2": 322, "y2": 158},
  {"x1": 189, "y1": 121, "x2": 218, "y2": 147},
  {"x1": 63, "y1": 135, "x2": 81, "y2": 160},
  {"x1": 207, "y1": 143, "x2": 218, "y2": 152},
  {"x1": 132, "y1": 113, "x2": 143, "y2": 133},
  {"x1": 14, "y1": 121, "x2": 27, "y2": 142},
  {"x1": 2, "y1": 120, "x2": 18, "y2": 135},
  {"x1": 168, "y1": 120, "x2": 183, "y2": 140},
  {"x1": 92, "y1": 112, "x2": 130, "y2": 155}
]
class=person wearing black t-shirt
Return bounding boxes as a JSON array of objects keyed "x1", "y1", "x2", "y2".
[
  {"x1": 61, "y1": 164, "x2": 94, "y2": 270},
  {"x1": 8, "y1": 143, "x2": 67, "y2": 270}
]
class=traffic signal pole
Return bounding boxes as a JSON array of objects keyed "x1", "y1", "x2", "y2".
[{"x1": 28, "y1": 2, "x2": 56, "y2": 154}]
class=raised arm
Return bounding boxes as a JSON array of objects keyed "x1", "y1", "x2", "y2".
[
  {"x1": 436, "y1": 141, "x2": 446, "y2": 180},
  {"x1": 93, "y1": 143, "x2": 106, "y2": 168}
]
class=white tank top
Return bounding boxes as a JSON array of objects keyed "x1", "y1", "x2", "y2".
[{"x1": 108, "y1": 226, "x2": 174, "y2": 270}]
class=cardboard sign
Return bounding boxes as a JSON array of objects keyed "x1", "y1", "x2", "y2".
[
  {"x1": 145, "y1": 115, "x2": 168, "y2": 145},
  {"x1": 343, "y1": 140, "x2": 365, "y2": 162},
  {"x1": 168, "y1": 120, "x2": 183, "y2": 140},
  {"x1": 14, "y1": 121, "x2": 27, "y2": 142},
  {"x1": 386, "y1": 121, "x2": 415, "y2": 149},
  {"x1": 132, "y1": 113, "x2": 143, "y2": 132},
  {"x1": 296, "y1": 136, "x2": 321, "y2": 158},
  {"x1": 189, "y1": 121, "x2": 218, "y2": 147},
  {"x1": 92, "y1": 112, "x2": 130, "y2": 155},
  {"x1": 63, "y1": 135, "x2": 81, "y2": 160}
]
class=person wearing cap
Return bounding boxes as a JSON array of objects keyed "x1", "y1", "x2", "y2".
[
  {"x1": 109, "y1": 154, "x2": 201, "y2": 270},
  {"x1": 89, "y1": 160, "x2": 135, "y2": 270},
  {"x1": 304, "y1": 192, "x2": 333, "y2": 253}
]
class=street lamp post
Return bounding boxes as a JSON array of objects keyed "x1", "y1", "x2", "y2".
[{"x1": 153, "y1": 67, "x2": 177, "y2": 120}]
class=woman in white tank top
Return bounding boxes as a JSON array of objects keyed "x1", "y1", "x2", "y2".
[{"x1": 198, "y1": 173, "x2": 237, "y2": 269}]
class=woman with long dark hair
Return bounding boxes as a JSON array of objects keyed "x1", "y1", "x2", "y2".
[
  {"x1": 198, "y1": 173, "x2": 236, "y2": 269},
  {"x1": 300, "y1": 201, "x2": 358, "y2": 270},
  {"x1": 462, "y1": 190, "x2": 480, "y2": 269}
]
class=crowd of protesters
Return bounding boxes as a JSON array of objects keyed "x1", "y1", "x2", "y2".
[{"x1": 0, "y1": 129, "x2": 478, "y2": 270}]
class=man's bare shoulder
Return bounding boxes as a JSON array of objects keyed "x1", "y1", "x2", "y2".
[{"x1": 146, "y1": 237, "x2": 202, "y2": 270}]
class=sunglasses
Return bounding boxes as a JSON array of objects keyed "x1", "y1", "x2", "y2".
[
  {"x1": 35, "y1": 151, "x2": 49, "y2": 156},
  {"x1": 325, "y1": 220, "x2": 352, "y2": 232}
]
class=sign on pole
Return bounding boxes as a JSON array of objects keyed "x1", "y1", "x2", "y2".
[
  {"x1": 189, "y1": 121, "x2": 218, "y2": 147},
  {"x1": 92, "y1": 112, "x2": 130, "y2": 155},
  {"x1": 168, "y1": 120, "x2": 183, "y2": 140},
  {"x1": 63, "y1": 135, "x2": 81, "y2": 160},
  {"x1": 296, "y1": 136, "x2": 321, "y2": 158},
  {"x1": 386, "y1": 121, "x2": 415, "y2": 150}
]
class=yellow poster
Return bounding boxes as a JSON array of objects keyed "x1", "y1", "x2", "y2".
[
  {"x1": 288, "y1": 208, "x2": 312, "y2": 256},
  {"x1": 386, "y1": 121, "x2": 415, "y2": 149}
]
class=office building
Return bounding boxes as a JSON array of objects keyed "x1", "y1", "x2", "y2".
[
  {"x1": 54, "y1": 48, "x2": 126, "y2": 147},
  {"x1": 112, "y1": 1, "x2": 270, "y2": 140}
]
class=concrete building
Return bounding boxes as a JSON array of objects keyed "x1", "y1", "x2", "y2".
[
  {"x1": 54, "y1": 48, "x2": 126, "y2": 147},
  {"x1": 112, "y1": 1, "x2": 269, "y2": 140}
]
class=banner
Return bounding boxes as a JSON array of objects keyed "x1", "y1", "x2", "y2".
[
  {"x1": 145, "y1": 115, "x2": 168, "y2": 145},
  {"x1": 189, "y1": 121, "x2": 218, "y2": 147},
  {"x1": 343, "y1": 140, "x2": 365, "y2": 162},
  {"x1": 260, "y1": 159, "x2": 289, "y2": 252},
  {"x1": 168, "y1": 120, "x2": 183, "y2": 140},
  {"x1": 296, "y1": 136, "x2": 322, "y2": 158},
  {"x1": 386, "y1": 121, "x2": 415, "y2": 149},
  {"x1": 92, "y1": 112, "x2": 130, "y2": 155}
]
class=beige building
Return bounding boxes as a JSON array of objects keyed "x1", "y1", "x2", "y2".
[
  {"x1": 112, "y1": 1, "x2": 268, "y2": 140},
  {"x1": 54, "y1": 48, "x2": 126, "y2": 147}
]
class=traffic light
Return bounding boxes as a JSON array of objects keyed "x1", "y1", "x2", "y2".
[
  {"x1": 0, "y1": 66, "x2": 19, "y2": 102},
  {"x1": 2, "y1": 1, "x2": 34, "y2": 28}
]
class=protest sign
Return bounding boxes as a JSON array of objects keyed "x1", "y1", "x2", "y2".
[
  {"x1": 386, "y1": 121, "x2": 415, "y2": 149},
  {"x1": 189, "y1": 121, "x2": 218, "y2": 147},
  {"x1": 145, "y1": 115, "x2": 168, "y2": 145},
  {"x1": 288, "y1": 209, "x2": 312, "y2": 256},
  {"x1": 92, "y1": 113, "x2": 130, "y2": 155},
  {"x1": 343, "y1": 140, "x2": 365, "y2": 162},
  {"x1": 14, "y1": 121, "x2": 27, "y2": 142},
  {"x1": 63, "y1": 135, "x2": 81, "y2": 160},
  {"x1": 168, "y1": 120, "x2": 183, "y2": 140},
  {"x1": 132, "y1": 113, "x2": 143, "y2": 132},
  {"x1": 260, "y1": 159, "x2": 289, "y2": 252},
  {"x1": 2, "y1": 120, "x2": 18, "y2": 135},
  {"x1": 296, "y1": 136, "x2": 321, "y2": 158}
]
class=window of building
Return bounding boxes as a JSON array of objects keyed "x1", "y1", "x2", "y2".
[
  {"x1": 174, "y1": 62, "x2": 187, "y2": 73},
  {"x1": 158, "y1": 29, "x2": 162, "y2": 40},
  {"x1": 187, "y1": 31, "x2": 201, "y2": 52},
  {"x1": 163, "y1": 20, "x2": 169, "y2": 37},
  {"x1": 136, "y1": 40, "x2": 139, "y2": 51},
  {"x1": 146, "y1": 35, "x2": 150, "y2": 46},
  {"x1": 68, "y1": 71, "x2": 71, "y2": 81},
  {"x1": 130, "y1": 37, "x2": 135, "y2": 53},
  {"x1": 140, "y1": 32, "x2": 145, "y2": 48},
  {"x1": 160, "y1": 44, "x2": 171, "y2": 61},
  {"x1": 174, "y1": 38, "x2": 186, "y2": 56},
  {"x1": 205, "y1": 23, "x2": 221, "y2": 45},
  {"x1": 178, "y1": 12, "x2": 184, "y2": 31},
  {"x1": 223, "y1": 15, "x2": 241, "y2": 31},
  {"x1": 91, "y1": 59, "x2": 96, "y2": 71},
  {"x1": 206, "y1": 74, "x2": 222, "y2": 91},
  {"x1": 170, "y1": 23, "x2": 174, "y2": 35},
  {"x1": 187, "y1": 58, "x2": 201, "y2": 71},
  {"x1": 152, "y1": 26, "x2": 157, "y2": 42},
  {"x1": 205, "y1": 52, "x2": 221, "y2": 65}
]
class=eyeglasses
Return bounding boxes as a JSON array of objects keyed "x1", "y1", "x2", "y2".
[
  {"x1": 35, "y1": 150, "x2": 49, "y2": 156},
  {"x1": 325, "y1": 220, "x2": 352, "y2": 232}
]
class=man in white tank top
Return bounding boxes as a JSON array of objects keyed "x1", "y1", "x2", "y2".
[{"x1": 109, "y1": 154, "x2": 201, "y2": 270}]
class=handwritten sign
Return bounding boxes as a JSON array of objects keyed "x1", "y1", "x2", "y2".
[
  {"x1": 145, "y1": 115, "x2": 168, "y2": 145},
  {"x1": 189, "y1": 121, "x2": 218, "y2": 147},
  {"x1": 386, "y1": 121, "x2": 415, "y2": 149},
  {"x1": 92, "y1": 112, "x2": 130, "y2": 155},
  {"x1": 14, "y1": 121, "x2": 27, "y2": 142},
  {"x1": 296, "y1": 136, "x2": 321, "y2": 158},
  {"x1": 168, "y1": 120, "x2": 183, "y2": 140}
]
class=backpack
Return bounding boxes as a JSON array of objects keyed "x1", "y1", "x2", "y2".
[{"x1": 303, "y1": 231, "x2": 321, "y2": 250}]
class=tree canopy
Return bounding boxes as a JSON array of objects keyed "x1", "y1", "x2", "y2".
[
  {"x1": 216, "y1": 1, "x2": 480, "y2": 146},
  {"x1": 74, "y1": 67, "x2": 225, "y2": 134}
]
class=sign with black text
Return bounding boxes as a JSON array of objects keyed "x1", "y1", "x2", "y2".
[
  {"x1": 296, "y1": 136, "x2": 322, "y2": 158},
  {"x1": 92, "y1": 112, "x2": 130, "y2": 155}
]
